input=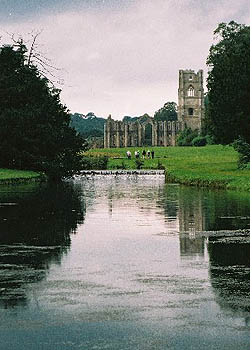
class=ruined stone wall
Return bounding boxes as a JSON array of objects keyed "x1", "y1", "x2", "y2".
[{"x1": 104, "y1": 115, "x2": 184, "y2": 148}]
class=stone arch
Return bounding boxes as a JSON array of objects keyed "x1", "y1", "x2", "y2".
[
  {"x1": 143, "y1": 122, "x2": 153, "y2": 146},
  {"x1": 139, "y1": 118, "x2": 156, "y2": 147}
]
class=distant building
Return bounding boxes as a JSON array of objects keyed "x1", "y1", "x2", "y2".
[
  {"x1": 104, "y1": 69, "x2": 204, "y2": 148},
  {"x1": 177, "y1": 69, "x2": 204, "y2": 131}
]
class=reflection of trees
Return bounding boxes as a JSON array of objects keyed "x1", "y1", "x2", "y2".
[
  {"x1": 176, "y1": 186, "x2": 250, "y2": 258},
  {"x1": 177, "y1": 186, "x2": 249, "y2": 233},
  {"x1": 176, "y1": 185, "x2": 249, "y2": 317},
  {"x1": 200, "y1": 190, "x2": 249, "y2": 231},
  {"x1": 0, "y1": 181, "x2": 85, "y2": 308},
  {"x1": 157, "y1": 184, "x2": 178, "y2": 220},
  {"x1": 208, "y1": 240, "x2": 250, "y2": 316}
]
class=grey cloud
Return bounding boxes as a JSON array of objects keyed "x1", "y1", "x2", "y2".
[{"x1": 0, "y1": 0, "x2": 249, "y2": 118}]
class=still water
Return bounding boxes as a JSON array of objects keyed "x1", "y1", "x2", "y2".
[{"x1": 0, "y1": 176, "x2": 249, "y2": 350}]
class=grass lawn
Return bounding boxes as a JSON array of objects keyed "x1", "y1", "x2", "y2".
[
  {"x1": 84, "y1": 145, "x2": 250, "y2": 191},
  {"x1": 0, "y1": 169, "x2": 42, "y2": 183}
]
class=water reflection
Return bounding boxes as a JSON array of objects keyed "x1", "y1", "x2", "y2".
[
  {"x1": 208, "y1": 237, "x2": 250, "y2": 316},
  {"x1": 177, "y1": 187, "x2": 249, "y2": 258},
  {"x1": 0, "y1": 176, "x2": 249, "y2": 350},
  {"x1": 78, "y1": 177, "x2": 250, "y2": 318},
  {"x1": 176, "y1": 185, "x2": 250, "y2": 232},
  {"x1": 172, "y1": 185, "x2": 249, "y2": 316},
  {"x1": 78, "y1": 177, "x2": 249, "y2": 322},
  {"x1": 0, "y1": 182, "x2": 85, "y2": 308}
]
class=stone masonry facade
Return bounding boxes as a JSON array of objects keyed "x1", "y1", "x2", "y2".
[
  {"x1": 104, "y1": 69, "x2": 204, "y2": 148},
  {"x1": 177, "y1": 69, "x2": 204, "y2": 130}
]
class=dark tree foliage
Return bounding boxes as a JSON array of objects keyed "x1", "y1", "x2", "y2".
[
  {"x1": 177, "y1": 128, "x2": 199, "y2": 146},
  {"x1": 122, "y1": 115, "x2": 139, "y2": 123},
  {"x1": 232, "y1": 137, "x2": 250, "y2": 169},
  {"x1": 70, "y1": 112, "x2": 106, "y2": 138},
  {"x1": 154, "y1": 102, "x2": 178, "y2": 122},
  {"x1": 122, "y1": 114, "x2": 152, "y2": 124},
  {"x1": 138, "y1": 113, "x2": 152, "y2": 123},
  {"x1": 206, "y1": 21, "x2": 250, "y2": 144},
  {"x1": 0, "y1": 43, "x2": 86, "y2": 180}
]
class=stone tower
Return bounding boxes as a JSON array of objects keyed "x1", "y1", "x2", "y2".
[{"x1": 177, "y1": 69, "x2": 204, "y2": 131}]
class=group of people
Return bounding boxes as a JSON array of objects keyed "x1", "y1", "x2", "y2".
[{"x1": 126, "y1": 149, "x2": 155, "y2": 159}]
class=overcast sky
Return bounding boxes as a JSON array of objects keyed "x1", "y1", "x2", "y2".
[{"x1": 0, "y1": 0, "x2": 249, "y2": 119}]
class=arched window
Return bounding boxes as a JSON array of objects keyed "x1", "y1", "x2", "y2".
[{"x1": 187, "y1": 86, "x2": 194, "y2": 97}]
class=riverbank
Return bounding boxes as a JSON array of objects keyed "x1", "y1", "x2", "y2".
[
  {"x1": 84, "y1": 145, "x2": 250, "y2": 191},
  {"x1": 0, "y1": 169, "x2": 45, "y2": 185}
]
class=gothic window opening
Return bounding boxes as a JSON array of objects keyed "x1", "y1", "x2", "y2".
[
  {"x1": 187, "y1": 86, "x2": 194, "y2": 97},
  {"x1": 188, "y1": 108, "x2": 194, "y2": 116},
  {"x1": 144, "y1": 123, "x2": 153, "y2": 146}
]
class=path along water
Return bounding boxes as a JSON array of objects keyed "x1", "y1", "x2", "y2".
[{"x1": 0, "y1": 175, "x2": 249, "y2": 350}]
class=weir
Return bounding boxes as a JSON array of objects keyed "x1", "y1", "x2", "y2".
[{"x1": 80, "y1": 170, "x2": 165, "y2": 176}]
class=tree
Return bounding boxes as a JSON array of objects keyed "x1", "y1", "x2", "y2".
[
  {"x1": 122, "y1": 115, "x2": 139, "y2": 123},
  {"x1": 70, "y1": 112, "x2": 106, "y2": 138},
  {"x1": 154, "y1": 102, "x2": 177, "y2": 122},
  {"x1": 0, "y1": 43, "x2": 86, "y2": 180},
  {"x1": 206, "y1": 21, "x2": 250, "y2": 144}
]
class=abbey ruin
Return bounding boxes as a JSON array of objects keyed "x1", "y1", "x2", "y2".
[{"x1": 104, "y1": 69, "x2": 204, "y2": 148}]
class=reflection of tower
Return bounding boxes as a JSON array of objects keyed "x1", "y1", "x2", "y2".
[
  {"x1": 178, "y1": 187, "x2": 206, "y2": 257},
  {"x1": 178, "y1": 69, "x2": 204, "y2": 131},
  {"x1": 178, "y1": 188, "x2": 205, "y2": 233},
  {"x1": 179, "y1": 234, "x2": 205, "y2": 257}
]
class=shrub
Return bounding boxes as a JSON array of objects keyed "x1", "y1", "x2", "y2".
[
  {"x1": 156, "y1": 160, "x2": 166, "y2": 170},
  {"x1": 205, "y1": 134, "x2": 216, "y2": 145},
  {"x1": 81, "y1": 156, "x2": 108, "y2": 170},
  {"x1": 177, "y1": 128, "x2": 199, "y2": 146},
  {"x1": 83, "y1": 151, "x2": 121, "y2": 158},
  {"x1": 115, "y1": 161, "x2": 127, "y2": 169},
  {"x1": 232, "y1": 137, "x2": 250, "y2": 169},
  {"x1": 192, "y1": 136, "x2": 207, "y2": 147},
  {"x1": 135, "y1": 159, "x2": 144, "y2": 169}
]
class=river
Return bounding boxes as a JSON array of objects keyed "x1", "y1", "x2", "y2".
[{"x1": 0, "y1": 175, "x2": 249, "y2": 350}]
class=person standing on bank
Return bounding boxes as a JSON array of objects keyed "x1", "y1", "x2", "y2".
[
  {"x1": 147, "y1": 150, "x2": 151, "y2": 159},
  {"x1": 135, "y1": 150, "x2": 139, "y2": 159},
  {"x1": 142, "y1": 149, "x2": 146, "y2": 159},
  {"x1": 151, "y1": 150, "x2": 154, "y2": 159}
]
